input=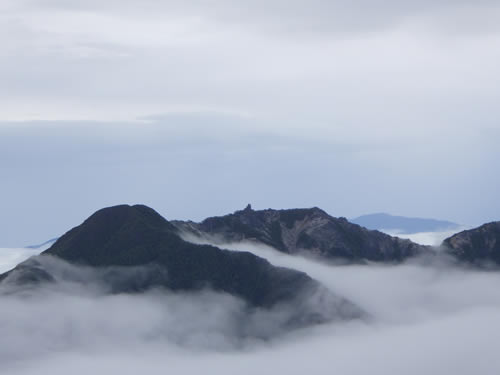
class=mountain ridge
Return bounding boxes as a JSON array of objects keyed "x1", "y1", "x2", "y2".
[
  {"x1": 0, "y1": 204, "x2": 364, "y2": 330},
  {"x1": 173, "y1": 205, "x2": 431, "y2": 263}
]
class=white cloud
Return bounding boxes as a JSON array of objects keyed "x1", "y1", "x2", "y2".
[
  {"x1": 0, "y1": 248, "x2": 39, "y2": 273},
  {"x1": 1, "y1": 0, "x2": 499, "y2": 128},
  {"x1": 2, "y1": 241, "x2": 500, "y2": 374},
  {"x1": 0, "y1": 245, "x2": 50, "y2": 273},
  {"x1": 380, "y1": 228, "x2": 469, "y2": 246}
]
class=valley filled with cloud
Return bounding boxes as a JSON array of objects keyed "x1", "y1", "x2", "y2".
[{"x1": 2, "y1": 238, "x2": 500, "y2": 375}]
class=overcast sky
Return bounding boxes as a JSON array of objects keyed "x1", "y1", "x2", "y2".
[{"x1": 1, "y1": 0, "x2": 499, "y2": 246}]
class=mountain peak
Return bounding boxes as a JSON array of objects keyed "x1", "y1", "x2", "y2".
[
  {"x1": 44, "y1": 204, "x2": 176, "y2": 265},
  {"x1": 1, "y1": 204, "x2": 364, "y2": 328},
  {"x1": 85, "y1": 204, "x2": 170, "y2": 227}
]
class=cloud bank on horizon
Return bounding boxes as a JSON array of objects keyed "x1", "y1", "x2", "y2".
[{"x1": 1, "y1": 0, "x2": 499, "y2": 246}]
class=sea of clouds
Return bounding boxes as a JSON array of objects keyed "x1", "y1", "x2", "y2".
[{"x1": 1, "y1": 236, "x2": 500, "y2": 374}]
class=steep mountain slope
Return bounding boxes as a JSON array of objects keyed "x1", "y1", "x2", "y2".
[
  {"x1": 442, "y1": 221, "x2": 500, "y2": 265},
  {"x1": 0, "y1": 204, "x2": 363, "y2": 327},
  {"x1": 173, "y1": 205, "x2": 430, "y2": 262},
  {"x1": 352, "y1": 213, "x2": 459, "y2": 234}
]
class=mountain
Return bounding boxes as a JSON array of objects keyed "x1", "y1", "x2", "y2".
[
  {"x1": 351, "y1": 213, "x2": 460, "y2": 234},
  {"x1": 0, "y1": 204, "x2": 363, "y2": 328},
  {"x1": 173, "y1": 205, "x2": 430, "y2": 262},
  {"x1": 442, "y1": 221, "x2": 500, "y2": 266}
]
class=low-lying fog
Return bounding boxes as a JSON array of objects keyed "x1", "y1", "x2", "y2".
[
  {"x1": 1, "y1": 238, "x2": 500, "y2": 375},
  {"x1": 0, "y1": 241, "x2": 54, "y2": 273},
  {"x1": 0, "y1": 247, "x2": 42, "y2": 273},
  {"x1": 380, "y1": 228, "x2": 469, "y2": 246}
]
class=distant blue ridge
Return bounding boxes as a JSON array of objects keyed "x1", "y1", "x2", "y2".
[
  {"x1": 26, "y1": 237, "x2": 58, "y2": 249},
  {"x1": 351, "y1": 213, "x2": 460, "y2": 234}
]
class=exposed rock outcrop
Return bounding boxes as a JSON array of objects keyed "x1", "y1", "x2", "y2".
[
  {"x1": 442, "y1": 222, "x2": 500, "y2": 266},
  {"x1": 173, "y1": 206, "x2": 430, "y2": 262}
]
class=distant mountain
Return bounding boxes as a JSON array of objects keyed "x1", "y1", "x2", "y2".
[
  {"x1": 0, "y1": 204, "x2": 363, "y2": 330},
  {"x1": 173, "y1": 205, "x2": 430, "y2": 263},
  {"x1": 442, "y1": 221, "x2": 500, "y2": 266},
  {"x1": 351, "y1": 213, "x2": 460, "y2": 234},
  {"x1": 26, "y1": 238, "x2": 58, "y2": 249}
]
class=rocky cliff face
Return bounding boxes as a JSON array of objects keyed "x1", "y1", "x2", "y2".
[
  {"x1": 173, "y1": 205, "x2": 429, "y2": 262},
  {"x1": 442, "y1": 222, "x2": 500, "y2": 266},
  {"x1": 0, "y1": 204, "x2": 364, "y2": 329}
]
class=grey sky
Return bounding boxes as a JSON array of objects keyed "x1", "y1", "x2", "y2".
[{"x1": 1, "y1": 0, "x2": 499, "y2": 246}]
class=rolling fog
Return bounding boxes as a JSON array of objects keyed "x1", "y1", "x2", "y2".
[{"x1": 1, "y1": 240, "x2": 500, "y2": 375}]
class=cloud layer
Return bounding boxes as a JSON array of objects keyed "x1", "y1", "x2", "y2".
[{"x1": 2, "y1": 240, "x2": 500, "y2": 374}]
